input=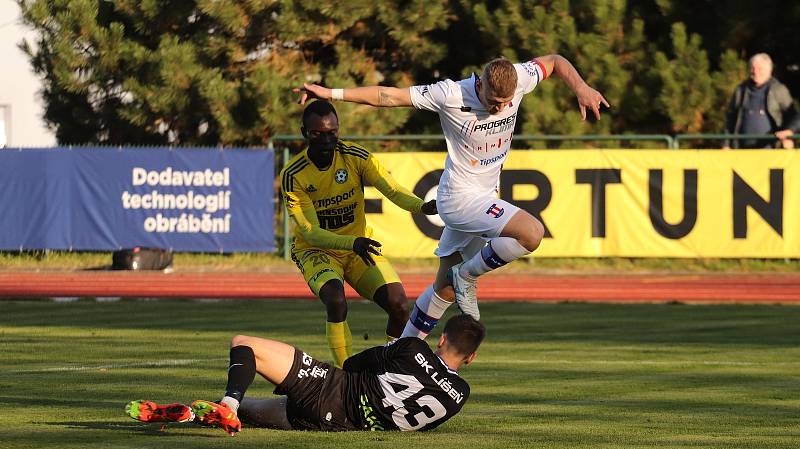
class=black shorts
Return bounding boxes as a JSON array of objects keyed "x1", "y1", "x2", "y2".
[{"x1": 273, "y1": 347, "x2": 358, "y2": 431}]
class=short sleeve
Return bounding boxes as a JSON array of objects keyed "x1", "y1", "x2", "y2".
[
  {"x1": 410, "y1": 80, "x2": 452, "y2": 112},
  {"x1": 516, "y1": 59, "x2": 547, "y2": 95}
]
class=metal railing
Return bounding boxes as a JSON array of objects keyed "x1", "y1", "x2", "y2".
[
  {"x1": 514, "y1": 134, "x2": 675, "y2": 148},
  {"x1": 268, "y1": 133, "x2": 675, "y2": 149},
  {"x1": 269, "y1": 133, "x2": 800, "y2": 150},
  {"x1": 673, "y1": 133, "x2": 798, "y2": 149}
]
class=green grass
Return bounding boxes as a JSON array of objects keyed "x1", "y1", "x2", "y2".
[
  {"x1": 0, "y1": 251, "x2": 290, "y2": 272},
  {"x1": 1, "y1": 250, "x2": 799, "y2": 273},
  {"x1": 1, "y1": 300, "x2": 798, "y2": 448}
]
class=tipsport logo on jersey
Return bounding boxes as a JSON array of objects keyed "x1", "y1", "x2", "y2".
[
  {"x1": 471, "y1": 150, "x2": 508, "y2": 167},
  {"x1": 361, "y1": 151, "x2": 800, "y2": 258}
]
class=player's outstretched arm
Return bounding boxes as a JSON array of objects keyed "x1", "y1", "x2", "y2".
[
  {"x1": 295, "y1": 84, "x2": 413, "y2": 107},
  {"x1": 362, "y1": 153, "x2": 433, "y2": 214},
  {"x1": 535, "y1": 54, "x2": 610, "y2": 121}
]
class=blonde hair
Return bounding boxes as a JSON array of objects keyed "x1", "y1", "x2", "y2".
[{"x1": 481, "y1": 58, "x2": 517, "y2": 98}]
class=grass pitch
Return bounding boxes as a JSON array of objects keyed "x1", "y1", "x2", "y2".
[{"x1": 1, "y1": 299, "x2": 798, "y2": 448}]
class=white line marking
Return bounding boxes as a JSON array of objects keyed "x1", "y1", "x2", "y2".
[
  {"x1": 9, "y1": 358, "x2": 797, "y2": 374},
  {"x1": 9, "y1": 358, "x2": 228, "y2": 374},
  {"x1": 486, "y1": 359, "x2": 799, "y2": 367}
]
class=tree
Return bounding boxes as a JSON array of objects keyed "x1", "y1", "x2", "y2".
[
  {"x1": 631, "y1": 0, "x2": 800, "y2": 106},
  {"x1": 708, "y1": 49, "x2": 748, "y2": 133},
  {"x1": 19, "y1": 0, "x2": 799, "y2": 146},
  {"x1": 18, "y1": 0, "x2": 450, "y2": 146},
  {"x1": 431, "y1": 0, "x2": 661, "y2": 147},
  {"x1": 650, "y1": 23, "x2": 712, "y2": 133}
]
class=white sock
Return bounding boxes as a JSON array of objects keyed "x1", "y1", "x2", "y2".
[
  {"x1": 461, "y1": 237, "x2": 530, "y2": 278},
  {"x1": 401, "y1": 285, "x2": 453, "y2": 339},
  {"x1": 220, "y1": 396, "x2": 240, "y2": 413}
]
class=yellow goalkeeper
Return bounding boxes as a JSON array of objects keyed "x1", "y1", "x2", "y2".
[{"x1": 280, "y1": 100, "x2": 437, "y2": 367}]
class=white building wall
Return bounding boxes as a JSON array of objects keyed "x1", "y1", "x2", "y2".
[{"x1": 0, "y1": 0, "x2": 57, "y2": 147}]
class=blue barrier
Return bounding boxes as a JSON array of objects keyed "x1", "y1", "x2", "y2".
[{"x1": 0, "y1": 147, "x2": 274, "y2": 252}]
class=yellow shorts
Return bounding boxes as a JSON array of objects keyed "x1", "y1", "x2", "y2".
[{"x1": 291, "y1": 248, "x2": 401, "y2": 301}]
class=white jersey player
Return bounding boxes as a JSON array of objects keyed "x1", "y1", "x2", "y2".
[
  {"x1": 297, "y1": 55, "x2": 609, "y2": 337},
  {"x1": 410, "y1": 59, "x2": 544, "y2": 197}
]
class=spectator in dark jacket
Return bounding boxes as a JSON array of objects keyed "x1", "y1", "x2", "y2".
[{"x1": 724, "y1": 53, "x2": 799, "y2": 149}]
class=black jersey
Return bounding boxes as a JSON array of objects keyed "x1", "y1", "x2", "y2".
[{"x1": 342, "y1": 337, "x2": 470, "y2": 431}]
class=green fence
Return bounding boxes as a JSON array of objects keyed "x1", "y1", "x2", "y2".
[
  {"x1": 269, "y1": 133, "x2": 799, "y2": 152},
  {"x1": 268, "y1": 134, "x2": 675, "y2": 149},
  {"x1": 673, "y1": 133, "x2": 799, "y2": 149}
]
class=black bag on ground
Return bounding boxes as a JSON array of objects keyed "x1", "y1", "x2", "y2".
[{"x1": 112, "y1": 247, "x2": 173, "y2": 270}]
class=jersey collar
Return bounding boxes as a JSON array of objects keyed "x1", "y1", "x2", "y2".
[{"x1": 436, "y1": 354, "x2": 459, "y2": 375}]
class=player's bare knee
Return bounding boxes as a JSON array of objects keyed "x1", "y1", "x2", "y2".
[
  {"x1": 323, "y1": 295, "x2": 347, "y2": 320},
  {"x1": 387, "y1": 292, "x2": 409, "y2": 320},
  {"x1": 520, "y1": 219, "x2": 544, "y2": 252},
  {"x1": 231, "y1": 334, "x2": 252, "y2": 347}
]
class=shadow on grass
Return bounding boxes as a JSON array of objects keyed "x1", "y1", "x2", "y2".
[
  {"x1": 471, "y1": 393, "x2": 799, "y2": 421},
  {"x1": 0, "y1": 396, "x2": 111, "y2": 409},
  {"x1": 2, "y1": 301, "x2": 799, "y2": 348},
  {"x1": 43, "y1": 420, "x2": 221, "y2": 438}
]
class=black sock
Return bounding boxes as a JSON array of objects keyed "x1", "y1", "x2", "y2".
[{"x1": 224, "y1": 346, "x2": 256, "y2": 402}]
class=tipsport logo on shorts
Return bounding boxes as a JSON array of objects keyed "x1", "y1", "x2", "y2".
[{"x1": 486, "y1": 203, "x2": 505, "y2": 218}]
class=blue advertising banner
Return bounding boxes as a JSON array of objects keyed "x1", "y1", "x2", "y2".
[{"x1": 1, "y1": 147, "x2": 274, "y2": 252}]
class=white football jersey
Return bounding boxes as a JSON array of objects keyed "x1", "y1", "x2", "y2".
[{"x1": 410, "y1": 60, "x2": 547, "y2": 197}]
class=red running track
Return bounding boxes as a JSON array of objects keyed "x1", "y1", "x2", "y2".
[{"x1": 0, "y1": 271, "x2": 798, "y2": 303}]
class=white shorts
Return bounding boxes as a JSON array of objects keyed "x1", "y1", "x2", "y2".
[{"x1": 434, "y1": 193, "x2": 520, "y2": 258}]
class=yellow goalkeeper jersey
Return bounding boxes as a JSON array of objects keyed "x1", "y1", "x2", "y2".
[{"x1": 280, "y1": 140, "x2": 424, "y2": 253}]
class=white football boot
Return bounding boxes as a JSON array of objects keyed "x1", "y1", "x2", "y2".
[{"x1": 449, "y1": 262, "x2": 479, "y2": 320}]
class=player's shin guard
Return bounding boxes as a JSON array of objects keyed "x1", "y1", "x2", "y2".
[
  {"x1": 222, "y1": 345, "x2": 256, "y2": 413},
  {"x1": 326, "y1": 320, "x2": 352, "y2": 368},
  {"x1": 461, "y1": 237, "x2": 530, "y2": 278},
  {"x1": 401, "y1": 284, "x2": 453, "y2": 339}
]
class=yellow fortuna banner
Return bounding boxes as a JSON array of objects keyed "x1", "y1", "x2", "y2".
[{"x1": 363, "y1": 150, "x2": 799, "y2": 258}]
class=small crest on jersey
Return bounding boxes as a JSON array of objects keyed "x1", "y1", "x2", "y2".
[
  {"x1": 335, "y1": 169, "x2": 348, "y2": 184},
  {"x1": 522, "y1": 60, "x2": 538, "y2": 78},
  {"x1": 307, "y1": 184, "x2": 317, "y2": 192}
]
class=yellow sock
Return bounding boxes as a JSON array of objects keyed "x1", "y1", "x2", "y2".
[{"x1": 326, "y1": 321, "x2": 352, "y2": 368}]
